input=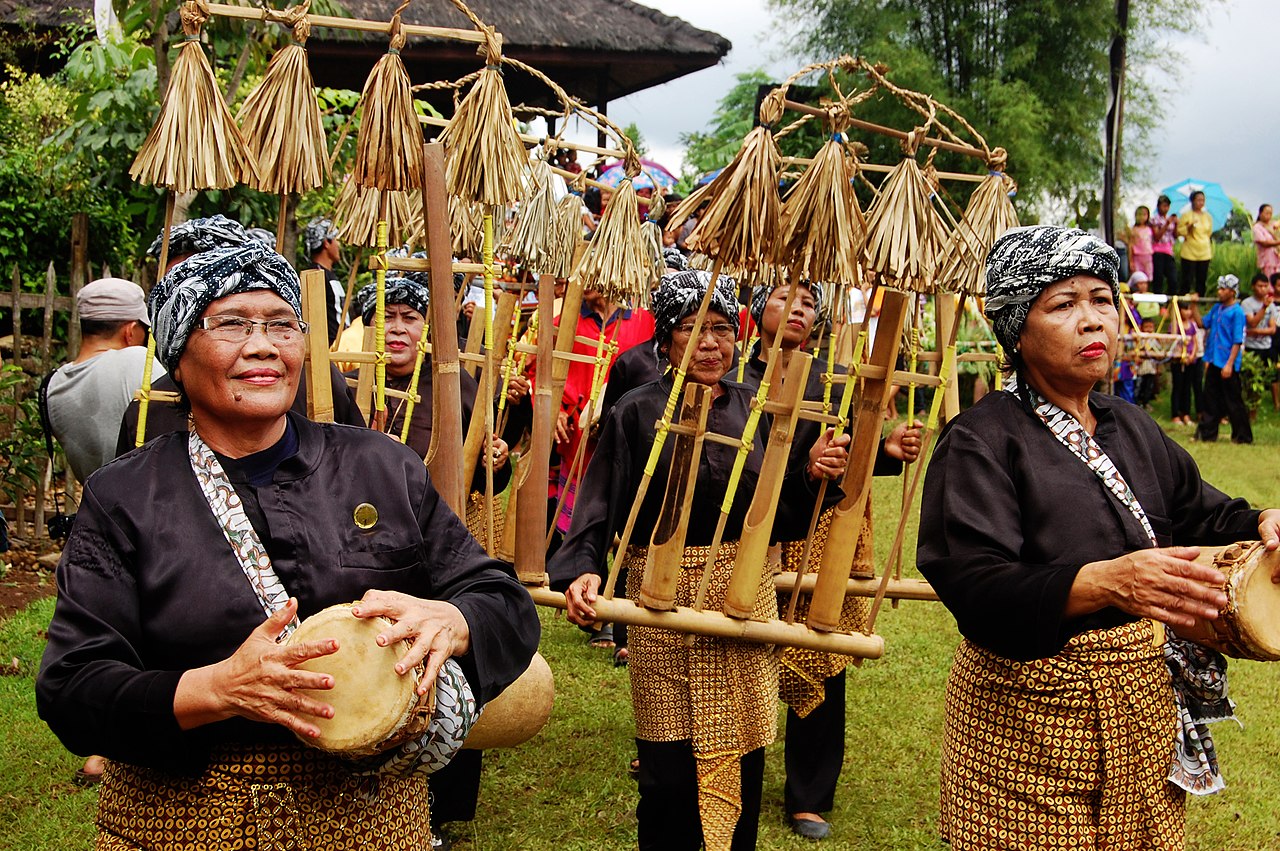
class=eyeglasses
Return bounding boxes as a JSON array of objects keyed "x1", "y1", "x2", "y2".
[
  {"x1": 673, "y1": 322, "x2": 736, "y2": 341},
  {"x1": 199, "y1": 315, "x2": 309, "y2": 343}
]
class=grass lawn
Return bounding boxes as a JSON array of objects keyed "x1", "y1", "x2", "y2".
[{"x1": 3, "y1": 400, "x2": 1280, "y2": 849}]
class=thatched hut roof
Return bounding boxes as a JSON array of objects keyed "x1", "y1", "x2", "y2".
[{"x1": 2, "y1": 0, "x2": 731, "y2": 110}]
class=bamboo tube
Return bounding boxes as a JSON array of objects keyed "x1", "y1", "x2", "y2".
[
  {"x1": 135, "y1": 193, "x2": 175, "y2": 448},
  {"x1": 514, "y1": 273, "x2": 557, "y2": 584},
  {"x1": 528, "y1": 588, "x2": 884, "y2": 658},
  {"x1": 373, "y1": 219, "x2": 388, "y2": 412},
  {"x1": 206, "y1": 2, "x2": 487, "y2": 45},
  {"x1": 808, "y1": 290, "x2": 910, "y2": 632},
  {"x1": 723, "y1": 351, "x2": 812, "y2": 618},
  {"x1": 129, "y1": 1, "x2": 258, "y2": 192},
  {"x1": 639, "y1": 383, "x2": 712, "y2": 610},
  {"x1": 461, "y1": 291, "x2": 518, "y2": 496},
  {"x1": 773, "y1": 572, "x2": 938, "y2": 602},
  {"x1": 421, "y1": 142, "x2": 467, "y2": 517},
  {"x1": 301, "y1": 269, "x2": 335, "y2": 423},
  {"x1": 482, "y1": 210, "x2": 498, "y2": 554}
]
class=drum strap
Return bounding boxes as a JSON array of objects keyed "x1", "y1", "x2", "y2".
[
  {"x1": 1004, "y1": 379, "x2": 1233, "y2": 796},
  {"x1": 188, "y1": 430, "x2": 298, "y2": 639}
]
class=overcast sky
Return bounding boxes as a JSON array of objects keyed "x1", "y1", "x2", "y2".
[{"x1": 547, "y1": 0, "x2": 1278, "y2": 223}]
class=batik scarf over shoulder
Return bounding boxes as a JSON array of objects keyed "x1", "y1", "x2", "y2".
[{"x1": 1005, "y1": 377, "x2": 1234, "y2": 795}]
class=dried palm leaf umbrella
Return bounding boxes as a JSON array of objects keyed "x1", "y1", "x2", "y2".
[
  {"x1": 128, "y1": 0, "x2": 259, "y2": 448},
  {"x1": 604, "y1": 89, "x2": 789, "y2": 608},
  {"x1": 236, "y1": 0, "x2": 330, "y2": 250}
]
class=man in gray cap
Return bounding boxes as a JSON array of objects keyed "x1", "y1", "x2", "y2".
[
  {"x1": 42, "y1": 276, "x2": 165, "y2": 787},
  {"x1": 46, "y1": 278, "x2": 167, "y2": 482},
  {"x1": 303, "y1": 216, "x2": 346, "y2": 344}
]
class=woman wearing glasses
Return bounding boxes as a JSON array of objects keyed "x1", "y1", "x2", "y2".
[
  {"x1": 37, "y1": 242, "x2": 539, "y2": 849},
  {"x1": 549, "y1": 270, "x2": 849, "y2": 851}
]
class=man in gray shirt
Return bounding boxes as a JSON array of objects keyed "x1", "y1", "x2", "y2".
[{"x1": 47, "y1": 278, "x2": 166, "y2": 482}]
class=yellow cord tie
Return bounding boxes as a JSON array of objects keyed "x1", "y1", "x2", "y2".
[{"x1": 374, "y1": 220, "x2": 388, "y2": 412}]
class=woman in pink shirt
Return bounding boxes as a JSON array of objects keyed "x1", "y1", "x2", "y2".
[
  {"x1": 1253, "y1": 203, "x2": 1280, "y2": 278},
  {"x1": 1149, "y1": 194, "x2": 1178, "y2": 293},
  {"x1": 1125, "y1": 205, "x2": 1154, "y2": 279}
]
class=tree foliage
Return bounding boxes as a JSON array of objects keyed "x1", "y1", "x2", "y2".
[{"x1": 760, "y1": 0, "x2": 1209, "y2": 211}]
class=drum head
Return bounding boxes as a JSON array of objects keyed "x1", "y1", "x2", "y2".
[
  {"x1": 288, "y1": 604, "x2": 418, "y2": 753},
  {"x1": 1236, "y1": 547, "x2": 1280, "y2": 661}
]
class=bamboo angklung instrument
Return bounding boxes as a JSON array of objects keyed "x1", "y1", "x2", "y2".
[
  {"x1": 806, "y1": 289, "x2": 910, "y2": 632},
  {"x1": 421, "y1": 142, "x2": 467, "y2": 517},
  {"x1": 638, "y1": 383, "x2": 713, "y2": 610}
]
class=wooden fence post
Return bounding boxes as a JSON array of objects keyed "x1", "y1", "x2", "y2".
[{"x1": 70, "y1": 212, "x2": 88, "y2": 359}]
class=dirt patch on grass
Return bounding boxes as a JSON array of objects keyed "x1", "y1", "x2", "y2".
[{"x1": 1, "y1": 542, "x2": 59, "y2": 620}]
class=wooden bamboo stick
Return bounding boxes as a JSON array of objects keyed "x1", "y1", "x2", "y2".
[
  {"x1": 514, "y1": 274, "x2": 557, "y2": 584},
  {"x1": 781, "y1": 98, "x2": 986, "y2": 160},
  {"x1": 301, "y1": 269, "x2": 335, "y2": 423},
  {"x1": 774, "y1": 572, "x2": 938, "y2": 602},
  {"x1": 206, "y1": 3, "x2": 487, "y2": 45},
  {"x1": 527, "y1": 588, "x2": 885, "y2": 658}
]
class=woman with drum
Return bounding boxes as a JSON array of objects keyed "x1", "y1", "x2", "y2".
[
  {"x1": 37, "y1": 242, "x2": 539, "y2": 849},
  {"x1": 551, "y1": 269, "x2": 850, "y2": 851},
  {"x1": 917, "y1": 225, "x2": 1280, "y2": 850}
]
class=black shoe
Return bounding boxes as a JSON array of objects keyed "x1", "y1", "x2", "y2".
[
  {"x1": 430, "y1": 831, "x2": 453, "y2": 851},
  {"x1": 787, "y1": 815, "x2": 831, "y2": 840}
]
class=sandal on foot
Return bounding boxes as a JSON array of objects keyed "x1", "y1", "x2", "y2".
[
  {"x1": 73, "y1": 769, "x2": 102, "y2": 788},
  {"x1": 589, "y1": 624, "x2": 616, "y2": 648},
  {"x1": 613, "y1": 646, "x2": 629, "y2": 667},
  {"x1": 628, "y1": 757, "x2": 640, "y2": 779}
]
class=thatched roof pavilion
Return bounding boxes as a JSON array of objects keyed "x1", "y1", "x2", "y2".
[{"x1": 1, "y1": 0, "x2": 731, "y2": 119}]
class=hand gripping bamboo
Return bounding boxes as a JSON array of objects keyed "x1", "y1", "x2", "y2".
[{"x1": 807, "y1": 289, "x2": 910, "y2": 632}]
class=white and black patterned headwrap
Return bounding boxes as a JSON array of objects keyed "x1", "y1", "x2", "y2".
[
  {"x1": 749, "y1": 279, "x2": 825, "y2": 328},
  {"x1": 245, "y1": 227, "x2": 276, "y2": 247},
  {"x1": 662, "y1": 247, "x2": 688, "y2": 272},
  {"x1": 355, "y1": 277, "x2": 431, "y2": 326},
  {"x1": 651, "y1": 270, "x2": 740, "y2": 346},
  {"x1": 152, "y1": 242, "x2": 302, "y2": 371},
  {"x1": 983, "y1": 225, "x2": 1119, "y2": 352},
  {"x1": 146, "y1": 214, "x2": 250, "y2": 259},
  {"x1": 303, "y1": 217, "x2": 338, "y2": 256}
]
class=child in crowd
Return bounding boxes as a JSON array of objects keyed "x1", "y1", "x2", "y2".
[
  {"x1": 1134, "y1": 317, "x2": 1161, "y2": 408},
  {"x1": 1170, "y1": 300, "x2": 1203, "y2": 425},
  {"x1": 1149, "y1": 195, "x2": 1178, "y2": 293},
  {"x1": 1125, "y1": 205, "x2": 1154, "y2": 280}
]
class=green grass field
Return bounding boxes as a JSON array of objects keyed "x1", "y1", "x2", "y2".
[{"x1": 3, "y1": 403, "x2": 1280, "y2": 850}]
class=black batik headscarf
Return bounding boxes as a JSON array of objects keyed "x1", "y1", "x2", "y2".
[
  {"x1": 146, "y1": 214, "x2": 251, "y2": 260},
  {"x1": 749, "y1": 278, "x2": 825, "y2": 328},
  {"x1": 152, "y1": 242, "x2": 302, "y2": 371},
  {"x1": 983, "y1": 225, "x2": 1119, "y2": 352},
  {"x1": 355, "y1": 276, "x2": 432, "y2": 326},
  {"x1": 303, "y1": 217, "x2": 339, "y2": 256},
  {"x1": 651, "y1": 269, "x2": 740, "y2": 364},
  {"x1": 662, "y1": 246, "x2": 689, "y2": 272}
]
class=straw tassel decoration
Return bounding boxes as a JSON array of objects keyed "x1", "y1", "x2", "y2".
[
  {"x1": 334, "y1": 179, "x2": 419, "y2": 248},
  {"x1": 861, "y1": 126, "x2": 944, "y2": 293},
  {"x1": 236, "y1": 2, "x2": 329, "y2": 196},
  {"x1": 570, "y1": 149, "x2": 651, "y2": 306},
  {"x1": 683, "y1": 88, "x2": 785, "y2": 273},
  {"x1": 546, "y1": 191, "x2": 584, "y2": 278},
  {"x1": 508, "y1": 158, "x2": 558, "y2": 272},
  {"x1": 438, "y1": 3, "x2": 528, "y2": 205},
  {"x1": 936, "y1": 148, "x2": 1019, "y2": 295},
  {"x1": 776, "y1": 104, "x2": 865, "y2": 286},
  {"x1": 129, "y1": 0, "x2": 259, "y2": 192},
  {"x1": 449, "y1": 194, "x2": 486, "y2": 258},
  {"x1": 352, "y1": 4, "x2": 423, "y2": 192}
]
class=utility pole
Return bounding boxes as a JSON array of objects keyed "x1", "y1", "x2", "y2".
[{"x1": 1102, "y1": 0, "x2": 1130, "y2": 246}]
